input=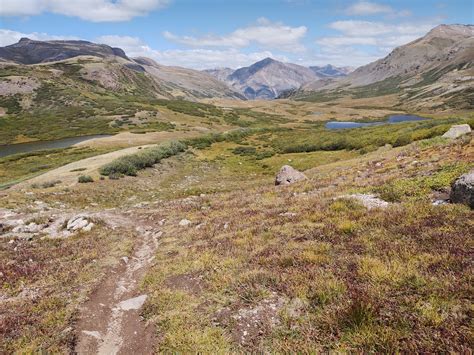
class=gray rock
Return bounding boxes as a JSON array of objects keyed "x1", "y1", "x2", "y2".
[
  {"x1": 82, "y1": 222, "x2": 94, "y2": 232},
  {"x1": 66, "y1": 215, "x2": 93, "y2": 231},
  {"x1": 339, "y1": 194, "x2": 389, "y2": 209},
  {"x1": 179, "y1": 219, "x2": 192, "y2": 227},
  {"x1": 117, "y1": 294, "x2": 148, "y2": 310},
  {"x1": 275, "y1": 165, "x2": 307, "y2": 186},
  {"x1": 450, "y1": 169, "x2": 474, "y2": 208},
  {"x1": 67, "y1": 216, "x2": 88, "y2": 231},
  {"x1": 12, "y1": 222, "x2": 43, "y2": 234},
  {"x1": 442, "y1": 124, "x2": 472, "y2": 139}
]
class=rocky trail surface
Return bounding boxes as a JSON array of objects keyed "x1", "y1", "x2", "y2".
[
  {"x1": 0, "y1": 203, "x2": 164, "y2": 354},
  {"x1": 73, "y1": 210, "x2": 163, "y2": 354}
]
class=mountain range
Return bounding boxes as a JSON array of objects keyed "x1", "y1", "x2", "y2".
[
  {"x1": 204, "y1": 59, "x2": 353, "y2": 99},
  {"x1": 0, "y1": 24, "x2": 472, "y2": 110},
  {"x1": 295, "y1": 24, "x2": 474, "y2": 110},
  {"x1": 0, "y1": 38, "x2": 244, "y2": 101}
]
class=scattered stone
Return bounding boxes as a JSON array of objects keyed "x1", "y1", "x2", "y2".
[
  {"x1": 195, "y1": 223, "x2": 205, "y2": 230},
  {"x1": 450, "y1": 169, "x2": 474, "y2": 208},
  {"x1": 275, "y1": 165, "x2": 307, "y2": 186},
  {"x1": 67, "y1": 216, "x2": 88, "y2": 231},
  {"x1": 179, "y1": 219, "x2": 192, "y2": 227},
  {"x1": 0, "y1": 209, "x2": 17, "y2": 219},
  {"x1": 82, "y1": 223, "x2": 94, "y2": 232},
  {"x1": 61, "y1": 326, "x2": 73, "y2": 335},
  {"x1": 66, "y1": 215, "x2": 95, "y2": 232},
  {"x1": 12, "y1": 222, "x2": 43, "y2": 234},
  {"x1": 117, "y1": 294, "x2": 148, "y2": 311},
  {"x1": 442, "y1": 124, "x2": 472, "y2": 139},
  {"x1": 279, "y1": 212, "x2": 297, "y2": 217},
  {"x1": 82, "y1": 330, "x2": 102, "y2": 339},
  {"x1": 339, "y1": 194, "x2": 389, "y2": 209}
]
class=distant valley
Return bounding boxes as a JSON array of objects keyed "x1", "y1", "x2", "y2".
[{"x1": 0, "y1": 24, "x2": 472, "y2": 146}]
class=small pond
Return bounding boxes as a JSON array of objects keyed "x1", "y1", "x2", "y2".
[
  {"x1": 0, "y1": 135, "x2": 112, "y2": 159},
  {"x1": 325, "y1": 115, "x2": 428, "y2": 130}
]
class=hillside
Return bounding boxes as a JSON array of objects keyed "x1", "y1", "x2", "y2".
[
  {"x1": 0, "y1": 23, "x2": 473, "y2": 354},
  {"x1": 1, "y1": 113, "x2": 472, "y2": 352},
  {"x1": 0, "y1": 38, "x2": 129, "y2": 64},
  {"x1": 134, "y1": 57, "x2": 245, "y2": 100},
  {"x1": 205, "y1": 58, "x2": 351, "y2": 99},
  {"x1": 0, "y1": 39, "x2": 248, "y2": 144},
  {"x1": 0, "y1": 38, "x2": 243, "y2": 107},
  {"x1": 295, "y1": 24, "x2": 474, "y2": 111}
]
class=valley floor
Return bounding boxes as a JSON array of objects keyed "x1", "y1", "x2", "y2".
[{"x1": 0, "y1": 122, "x2": 472, "y2": 352}]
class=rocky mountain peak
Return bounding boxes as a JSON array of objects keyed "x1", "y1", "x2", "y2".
[
  {"x1": 255, "y1": 57, "x2": 279, "y2": 67},
  {"x1": 18, "y1": 37, "x2": 32, "y2": 43},
  {"x1": 427, "y1": 24, "x2": 473, "y2": 38}
]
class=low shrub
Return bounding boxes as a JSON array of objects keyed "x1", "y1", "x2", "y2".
[
  {"x1": 99, "y1": 141, "x2": 187, "y2": 177},
  {"x1": 78, "y1": 175, "x2": 94, "y2": 183},
  {"x1": 232, "y1": 146, "x2": 257, "y2": 156}
]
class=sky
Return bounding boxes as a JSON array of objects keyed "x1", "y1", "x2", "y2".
[{"x1": 0, "y1": 0, "x2": 472, "y2": 69}]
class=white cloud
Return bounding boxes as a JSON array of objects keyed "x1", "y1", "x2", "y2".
[
  {"x1": 317, "y1": 36, "x2": 377, "y2": 46},
  {"x1": 96, "y1": 34, "x2": 286, "y2": 69},
  {"x1": 0, "y1": 0, "x2": 169, "y2": 22},
  {"x1": 346, "y1": 1, "x2": 412, "y2": 18},
  {"x1": 314, "y1": 19, "x2": 437, "y2": 66},
  {"x1": 163, "y1": 18, "x2": 307, "y2": 52},
  {"x1": 329, "y1": 20, "x2": 391, "y2": 36},
  {"x1": 346, "y1": 1, "x2": 393, "y2": 15},
  {"x1": 0, "y1": 29, "x2": 80, "y2": 47},
  {"x1": 319, "y1": 20, "x2": 435, "y2": 46}
]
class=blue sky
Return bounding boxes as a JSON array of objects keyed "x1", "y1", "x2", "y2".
[{"x1": 0, "y1": 0, "x2": 472, "y2": 69}]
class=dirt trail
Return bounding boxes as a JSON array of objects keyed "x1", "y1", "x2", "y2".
[
  {"x1": 15, "y1": 145, "x2": 154, "y2": 188},
  {"x1": 75, "y1": 212, "x2": 161, "y2": 354}
]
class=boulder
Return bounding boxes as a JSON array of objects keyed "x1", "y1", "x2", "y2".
[
  {"x1": 442, "y1": 124, "x2": 471, "y2": 139},
  {"x1": 450, "y1": 169, "x2": 474, "y2": 208},
  {"x1": 275, "y1": 165, "x2": 307, "y2": 186},
  {"x1": 339, "y1": 194, "x2": 389, "y2": 210}
]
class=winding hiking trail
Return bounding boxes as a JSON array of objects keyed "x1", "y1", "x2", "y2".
[{"x1": 75, "y1": 211, "x2": 161, "y2": 354}]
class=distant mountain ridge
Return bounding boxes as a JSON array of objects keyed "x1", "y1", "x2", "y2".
[
  {"x1": 296, "y1": 24, "x2": 474, "y2": 110},
  {"x1": 204, "y1": 58, "x2": 353, "y2": 99},
  {"x1": 0, "y1": 37, "x2": 129, "y2": 64},
  {"x1": 0, "y1": 38, "x2": 243, "y2": 101}
]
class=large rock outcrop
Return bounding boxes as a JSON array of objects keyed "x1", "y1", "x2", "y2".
[
  {"x1": 275, "y1": 165, "x2": 307, "y2": 186},
  {"x1": 450, "y1": 169, "x2": 474, "y2": 208},
  {"x1": 442, "y1": 124, "x2": 472, "y2": 139}
]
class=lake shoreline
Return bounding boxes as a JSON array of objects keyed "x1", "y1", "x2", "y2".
[{"x1": 0, "y1": 134, "x2": 113, "y2": 159}]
